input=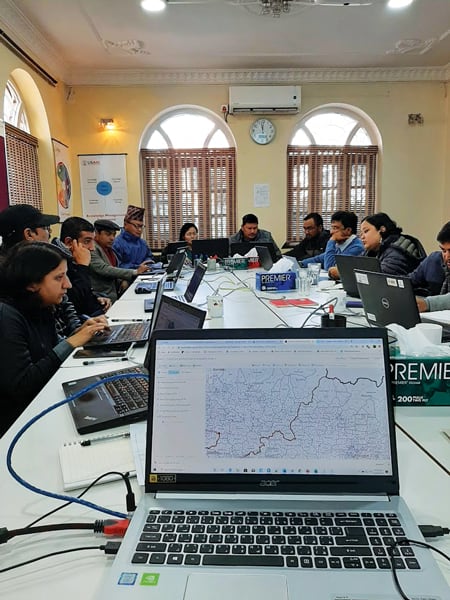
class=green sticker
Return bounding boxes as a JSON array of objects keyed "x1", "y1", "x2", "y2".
[{"x1": 140, "y1": 573, "x2": 160, "y2": 586}]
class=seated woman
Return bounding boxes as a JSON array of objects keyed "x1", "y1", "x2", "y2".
[
  {"x1": 360, "y1": 212, "x2": 426, "y2": 276},
  {"x1": 161, "y1": 222, "x2": 198, "y2": 264},
  {"x1": 0, "y1": 242, "x2": 108, "y2": 436}
]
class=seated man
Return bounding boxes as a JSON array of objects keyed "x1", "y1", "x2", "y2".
[
  {"x1": 0, "y1": 203, "x2": 59, "y2": 258},
  {"x1": 417, "y1": 222, "x2": 450, "y2": 313},
  {"x1": 285, "y1": 212, "x2": 330, "y2": 261},
  {"x1": 90, "y1": 218, "x2": 150, "y2": 302},
  {"x1": 230, "y1": 213, "x2": 282, "y2": 259},
  {"x1": 112, "y1": 205, "x2": 154, "y2": 269},
  {"x1": 52, "y1": 216, "x2": 111, "y2": 318},
  {"x1": 302, "y1": 210, "x2": 364, "y2": 279},
  {"x1": 410, "y1": 221, "x2": 449, "y2": 296}
]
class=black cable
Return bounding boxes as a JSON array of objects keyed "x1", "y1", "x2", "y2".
[
  {"x1": 419, "y1": 525, "x2": 450, "y2": 538},
  {"x1": 388, "y1": 538, "x2": 450, "y2": 600},
  {"x1": 0, "y1": 545, "x2": 105, "y2": 574},
  {"x1": 24, "y1": 471, "x2": 135, "y2": 529},
  {"x1": 300, "y1": 298, "x2": 333, "y2": 328}
]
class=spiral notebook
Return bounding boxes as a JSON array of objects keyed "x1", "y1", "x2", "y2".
[{"x1": 59, "y1": 433, "x2": 136, "y2": 490}]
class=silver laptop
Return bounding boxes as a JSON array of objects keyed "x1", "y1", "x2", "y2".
[{"x1": 97, "y1": 328, "x2": 449, "y2": 600}]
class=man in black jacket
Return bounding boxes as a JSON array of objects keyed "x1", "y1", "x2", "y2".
[
  {"x1": 52, "y1": 216, "x2": 111, "y2": 318},
  {"x1": 285, "y1": 212, "x2": 330, "y2": 261}
]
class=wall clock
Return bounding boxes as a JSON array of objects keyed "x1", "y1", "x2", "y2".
[{"x1": 250, "y1": 118, "x2": 276, "y2": 145}]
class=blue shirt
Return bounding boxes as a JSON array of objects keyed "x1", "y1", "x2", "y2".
[
  {"x1": 112, "y1": 230, "x2": 154, "y2": 269},
  {"x1": 301, "y1": 235, "x2": 364, "y2": 269}
]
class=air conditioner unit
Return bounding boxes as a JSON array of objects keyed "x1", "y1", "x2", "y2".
[{"x1": 228, "y1": 85, "x2": 300, "y2": 115}]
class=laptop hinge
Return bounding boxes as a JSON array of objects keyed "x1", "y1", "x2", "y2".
[{"x1": 155, "y1": 492, "x2": 391, "y2": 502}]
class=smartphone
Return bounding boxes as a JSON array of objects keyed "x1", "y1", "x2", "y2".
[{"x1": 73, "y1": 346, "x2": 129, "y2": 359}]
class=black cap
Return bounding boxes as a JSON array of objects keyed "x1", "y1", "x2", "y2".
[
  {"x1": 0, "y1": 204, "x2": 60, "y2": 237},
  {"x1": 94, "y1": 218, "x2": 120, "y2": 232}
]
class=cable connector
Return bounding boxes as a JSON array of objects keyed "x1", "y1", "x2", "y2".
[
  {"x1": 419, "y1": 525, "x2": 450, "y2": 538},
  {"x1": 0, "y1": 527, "x2": 11, "y2": 544},
  {"x1": 94, "y1": 519, "x2": 130, "y2": 537},
  {"x1": 102, "y1": 541, "x2": 122, "y2": 555}
]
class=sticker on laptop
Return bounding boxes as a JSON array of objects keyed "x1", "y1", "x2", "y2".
[
  {"x1": 149, "y1": 473, "x2": 177, "y2": 484},
  {"x1": 355, "y1": 272, "x2": 369, "y2": 284},
  {"x1": 386, "y1": 277, "x2": 398, "y2": 287},
  {"x1": 117, "y1": 572, "x2": 138, "y2": 586},
  {"x1": 367, "y1": 312, "x2": 376, "y2": 321},
  {"x1": 140, "y1": 573, "x2": 160, "y2": 586}
]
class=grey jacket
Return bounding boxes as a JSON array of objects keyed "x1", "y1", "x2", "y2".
[
  {"x1": 89, "y1": 243, "x2": 136, "y2": 302},
  {"x1": 424, "y1": 293, "x2": 450, "y2": 312},
  {"x1": 229, "y1": 229, "x2": 282, "y2": 259}
]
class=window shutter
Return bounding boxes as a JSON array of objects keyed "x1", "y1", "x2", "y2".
[{"x1": 4, "y1": 123, "x2": 42, "y2": 210}]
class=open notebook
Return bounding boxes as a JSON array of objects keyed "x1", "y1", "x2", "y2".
[{"x1": 97, "y1": 327, "x2": 449, "y2": 600}]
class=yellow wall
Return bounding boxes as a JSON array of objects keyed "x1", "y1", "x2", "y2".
[{"x1": 1, "y1": 42, "x2": 449, "y2": 252}]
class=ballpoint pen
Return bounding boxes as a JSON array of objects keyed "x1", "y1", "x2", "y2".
[
  {"x1": 82, "y1": 357, "x2": 128, "y2": 366},
  {"x1": 109, "y1": 318, "x2": 149, "y2": 322},
  {"x1": 80, "y1": 431, "x2": 131, "y2": 446}
]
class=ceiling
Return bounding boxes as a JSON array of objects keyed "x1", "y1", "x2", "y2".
[{"x1": 1, "y1": 0, "x2": 449, "y2": 85}]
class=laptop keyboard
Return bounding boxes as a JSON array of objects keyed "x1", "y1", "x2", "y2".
[
  {"x1": 131, "y1": 509, "x2": 419, "y2": 570},
  {"x1": 104, "y1": 322, "x2": 150, "y2": 344},
  {"x1": 99, "y1": 367, "x2": 148, "y2": 415}
]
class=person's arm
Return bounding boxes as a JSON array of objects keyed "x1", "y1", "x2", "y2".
[
  {"x1": 323, "y1": 239, "x2": 337, "y2": 270},
  {"x1": 419, "y1": 293, "x2": 450, "y2": 312},
  {"x1": 301, "y1": 252, "x2": 324, "y2": 268},
  {"x1": 378, "y1": 247, "x2": 412, "y2": 277},
  {"x1": 89, "y1": 249, "x2": 136, "y2": 281}
]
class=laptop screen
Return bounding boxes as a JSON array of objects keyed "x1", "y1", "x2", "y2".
[{"x1": 146, "y1": 328, "x2": 398, "y2": 495}]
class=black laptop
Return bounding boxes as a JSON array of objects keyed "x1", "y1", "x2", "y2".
[
  {"x1": 62, "y1": 295, "x2": 206, "y2": 434},
  {"x1": 230, "y1": 241, "x2": 277, "y2": 262},
  {"x1": 192, "y1": 238, "x2": 230, "y2": 260},
  {"x1": 135, "y1": 249, "x2": 186, "y2": 293},
  {"x1": 172, "y1": 262, "x2": 207, "y2": 303},
  {"x1": 255, "y1": 245, "x2": 274, "y2": 271},
  {"x1": 335, "y1": 255, "x2": 381, "y2": 298}
]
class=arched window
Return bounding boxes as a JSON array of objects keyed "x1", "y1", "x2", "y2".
[
  {"x1": 287, "y1": 107, "x2": 378, "y2": 242},
  {"x1": 3, "y1": 78, "x2": 42, "y2": 209},
  {"x1": 140, "y1": 107, "x2": 236, "y2": 249}
]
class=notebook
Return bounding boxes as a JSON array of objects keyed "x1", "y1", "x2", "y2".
[
  {"x1": 231, "y1": 241, "x2": 277, "y2": 262},
  {"x1": 97, "y1": 328, "x2": 449, "y2": 600},
  {"x1": 62, "y1": 294, "x2": 206, "y2": 434},
  {"x1": 172, "y1": 262, "x2": 206, "y2": 303},
  {"x1": 192, "y1": 238, "x2": 230, "y2": 260},
  {"x1": 335, "y1": 255, "x2": 381, "y2": 298},
  {"x1": 135, "y1": 249, "x2": 186, "y2": 293}
]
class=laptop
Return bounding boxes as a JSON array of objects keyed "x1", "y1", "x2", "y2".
[
  {"x1": 355, "y1": 270, "x2": 450, "y2": 341},
  {"x1": 135, "y1": 250, "x2": 186, "y2": 293},
  {"x1": 173, "y1": 262, "x2": 207, "y2": 303},
  {"x1": 97, "y1": 327, "x2": 449, "y2": 600},
  {"x1": 255, "y1": 244, "x2": 274, "y2": 271},
  {"x1": 335, "y1": 255, "x2": 381, "y2": 298},
  {"x1": 62, "y1": 295, "x2": 206, "y2": 434},
  {"x1": 231, "y1": 241, "x2": 277, "y2": 262},
  {"x1": 142, "y1": 274, "x2": 166, "y2": 313},
  {"x1": 192, "y1": 238, "x2": 230, "y2": 260}
]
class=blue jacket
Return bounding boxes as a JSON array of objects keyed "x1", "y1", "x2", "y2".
[
  {"x1": 409, "y1": 251, "x2": 444, "y2": 296},
  {"x1": 112, "y1": 230, "x2": 154, "y2": 269},
  {"x1": 302, "y1": 235, "x2": 364, "y2": 270}
]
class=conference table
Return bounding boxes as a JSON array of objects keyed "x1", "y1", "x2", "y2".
[{"x1": 1, "y1": 264, "x2": 449, "y2": 600}]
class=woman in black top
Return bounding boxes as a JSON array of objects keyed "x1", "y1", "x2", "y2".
[{"x1": 0, "y1": 242, "x2": 107, "y2": 436}]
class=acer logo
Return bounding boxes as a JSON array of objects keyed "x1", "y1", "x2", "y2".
[{"x1": 259, "y1": 480, "x2": 280, "y2": 487}]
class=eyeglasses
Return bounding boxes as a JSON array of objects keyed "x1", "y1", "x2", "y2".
[
  {"x1": 330, "y1": 225, "x2": 345, "y2": 232},
  {"x1": 127, "y1": 221, "x2": 145, "y2": 230}
]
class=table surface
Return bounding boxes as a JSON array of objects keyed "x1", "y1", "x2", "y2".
[{"x1": 1, "y1": 265, "x2": 449, "y2": 600}]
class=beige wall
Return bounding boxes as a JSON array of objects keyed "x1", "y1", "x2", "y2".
[{"x1": 1, "y1": 43, "x2": 448, "y2": 252}]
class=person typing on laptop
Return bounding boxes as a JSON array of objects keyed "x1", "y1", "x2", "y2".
[{"x1": 0, "y1": 242, "x2": 108, "y2": 436}]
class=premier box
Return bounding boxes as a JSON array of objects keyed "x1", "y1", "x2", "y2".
[
  {"x1": 390, "y1": 355, "x2": 450, "y2": 406},
  {"x1": 255, "y1": 271, "x2": 297, "y2": 292}
]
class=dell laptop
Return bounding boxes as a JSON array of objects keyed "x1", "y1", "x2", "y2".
[
  {"x1": 62, "y1": 295, "x2": 206, "y2": 434},
  {"x1": 96, "y1": 327, "x2": 450, "y2": 600},
  {"x1": 335, "y1": 255, "x2": 381, "y2": 298}
]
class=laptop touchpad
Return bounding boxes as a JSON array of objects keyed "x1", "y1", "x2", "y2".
[{"x1": 184, "y1": 573, "x2": 288, "y2": 600}]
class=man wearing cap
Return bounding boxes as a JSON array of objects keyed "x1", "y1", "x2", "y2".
[
  {"x1": 112, "y1": 205, "x2": 155, "y2": 269},
  {"x1": 0, "y1": 204, "x2": 60, "y2": 257},
  {"x1": 90, "y1": 218, "x2": 151, "y2": 302}
]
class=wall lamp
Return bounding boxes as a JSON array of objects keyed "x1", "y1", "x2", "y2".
[
  {"x1": 408, "y1": 113, "x2": 424, "y2": 126},
  {"x1": 99, "y1": 118, "x2": 115, "y2": 130}
]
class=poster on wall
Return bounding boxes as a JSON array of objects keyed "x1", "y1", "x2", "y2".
[
  {"x1": 52, "y1": 138, "x2": 72, "y2": 220},
  {"x1": 78, "y1": 153, "x2": 128, "y2": 222}
]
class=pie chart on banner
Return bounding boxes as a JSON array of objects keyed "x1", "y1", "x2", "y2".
[{"x1": 97, "y1": 180, "x2": 112, "y2": 196}]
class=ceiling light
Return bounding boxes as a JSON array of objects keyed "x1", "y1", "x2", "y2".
[
  {"x1": 387, "y1": 0, "x2": 414, "y2": 9},
  {"x1": 141, "y1": 0, "x2": 166, "y2": 13}
]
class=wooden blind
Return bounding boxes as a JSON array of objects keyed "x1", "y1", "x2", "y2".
[
  {"x1": 141, "y1": 147, "x2": 236, "y2": 249},
  {"x1": 4, "y1": 123, "x2": 42, "y2": 210},
  {"x1": 287, "y1": 145, "x2": 378, "y2": 242}
]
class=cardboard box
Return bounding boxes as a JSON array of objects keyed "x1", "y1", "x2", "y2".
[
  {"x1": 255, "y1": 271, "x2": 297, "y2": 292},
  {"x1": 390, "y1": 354, "x2": 450, "y2": 406}
]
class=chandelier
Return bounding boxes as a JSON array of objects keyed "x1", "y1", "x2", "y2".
[{"x1": 260, "y1": 0, "x2": 293, "y2": 17}]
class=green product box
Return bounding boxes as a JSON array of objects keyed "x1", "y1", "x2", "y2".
[{"x1": 389, "y1": 353, "x2": 450, "y2": 406}]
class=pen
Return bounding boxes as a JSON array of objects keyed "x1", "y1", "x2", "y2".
[
  {"x1": 82, "y1": 357, "x2": 128, "y2": 366},
  {"x1": 110, "y1": 318, "x2": 149, "y2": 322},
  {"x1": 80, "y1": 431, "x2": 131, "y2": 446}
]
